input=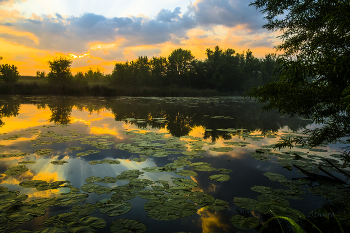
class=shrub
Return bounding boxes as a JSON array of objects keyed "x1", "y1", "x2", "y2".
[{"x1": 0, "y1": 64, "x2": 19, "y2": 84}]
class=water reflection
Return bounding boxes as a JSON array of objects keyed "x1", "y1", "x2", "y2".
[{"x1": 0, "y1": 96, "x2": 347, "y2": 233}]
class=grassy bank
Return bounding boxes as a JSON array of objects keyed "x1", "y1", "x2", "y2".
[{"x1": 0, "y1": 82, "x2": 225, "y2": 97}]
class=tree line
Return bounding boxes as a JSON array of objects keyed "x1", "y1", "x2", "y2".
[
  {"x1": 0, "y1": 46, "x2": 278, "y2": 94},
  {"x1": 110, "y1": 46, "x2": 277, "y2": 93}
]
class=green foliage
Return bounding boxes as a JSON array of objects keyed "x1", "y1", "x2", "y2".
[
  {"x1": 247, "y1": 0, "x2": 350, "y2": 148},
  {"x1": 47, "y1": 57, "x2": 73, "y2": 86},
  {"x1": 0, "y1": 64, "x2": 19, "y2": 84},
  {"x1": 74, "y1": 72, "x2": 88, "y2": 86},
  {"x1": 36, "y1": 71, "x2": 46, "y2": 78}
]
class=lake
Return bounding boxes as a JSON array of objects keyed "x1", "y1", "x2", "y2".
[{"x1": 0, "y1": 95, "x2": 349, "y2": 233}]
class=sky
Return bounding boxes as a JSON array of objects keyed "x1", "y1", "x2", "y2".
[{"x1": 0, "y1": 0, "x2": 280, "y2": 76}]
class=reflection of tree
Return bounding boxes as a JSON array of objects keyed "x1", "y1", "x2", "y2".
[
  {"x1": 47, "y1": 99, "x2": 74, "y2": 125},
  {"x1": 0, "y1": 96, "x2": 21, "y2": 127}
]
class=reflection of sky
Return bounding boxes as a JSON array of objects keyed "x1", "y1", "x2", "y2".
[{"x1": 0, "y1": 100, "x2": 348, "y2": 232}]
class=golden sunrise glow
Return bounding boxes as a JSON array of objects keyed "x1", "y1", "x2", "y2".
[
  {"x1": 69, "y1": 51, "x2": 90, "y2": 59},
  {"x1": 197, "y1": 207, "x2": 232, "y2": 233}
]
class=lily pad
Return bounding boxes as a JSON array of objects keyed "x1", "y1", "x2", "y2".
[
  {"x1": 172, "y1": 178, "x2": 197, "y2": 188},
  {"x1": 111, "y1": 191, "x2": 137, "y2": 202},
  {"x1": 71, "y1": 203, "x2": 96, "y2": 216},
  {"x1": 110, "y1": 219, "x2": 146, "y2": 233},
  {"x1": 263, "y1": 172, "x2": 288, "y2": 183},
  {"x1": 209, "y1": 174, "x2": 230, "y2": 182},
  {"x1": 85, "y1": 176, "x2": 102, "y2": 183},
  {"x1": 116, "y1": 170, "x2": 144, "y2": 180},
  {"x1": 137, "y1": 190, "x2": 164, "y2": 200},
  {"x1": 208, "y1": 199, "x2": 228, "y2": 211},
  {"x1": 101, "y1": 176, "x2": 117, "y2": 183},
  {"x1": 189, "y1": 192, "x2": 214, "y2": 207},
  {"x1": 97, "y1": 200, "x2": 132, "y2": 216},
  {"x1": 67, "y1": 216, "x2": 106, "y2": 232},
  {"x1": 67, "y1": 147, "x2": 85, "y2": 151},
  {"x1": 18, "y1": 161, "x2": 36, "y2": 164},
  {"x1": 144, "y1": 199, "x2": 197, "y2": 221},
  {"x1": 35, "y1": 149, "x2": 54, "y2": 156},
  {"x1": 230, "y1": 215, "x2": 259, "y2": 230},
  {"x1": 132, "y1": 157, "x2": 147, "y2": 163},
  {"x1": 76, "y1": 150, "x2": 100, "y2": 157},
  {"x1": 81, "y1": 184, "x2": 112, "y2": 195},
  {"x1": 234, "y1": 197, "x2": 259, "y2": 211},
  {"x1": 44, "y1": 212, "x2": 79, "y2": 228},
  {"x1": 4, "y1": 165, "x2": 28, "y2": 176},
  {"x1": 175, "y1": 170, "x2": 198, "y2": 177},
  {"x1": 51, "y1": 161, "x2": 68, "y2": 165},
  {"x1": 53, "y1": 193, "x2": 89, "y2": 206},
  {"x1": 209, "y1": 147, "x2": 233, "y2": 152},
  {"x1": 0, "y1": 153, "x2": 30, "y2": 159}
]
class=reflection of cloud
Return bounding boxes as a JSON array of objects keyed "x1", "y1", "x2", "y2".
[
  {"x1": 197, "y1": 207, "x2": 231, "y2": 233},
  {"x1": 191, "y1": 176, "x2": 216, "y2": 193},
  {"x1": 90, "y1": 126, "x2": 119, "y2": 137}
]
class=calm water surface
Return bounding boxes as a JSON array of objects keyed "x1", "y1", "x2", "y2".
[{"x1": 0, "y1": 96, "x2": 348, "y2": 233}]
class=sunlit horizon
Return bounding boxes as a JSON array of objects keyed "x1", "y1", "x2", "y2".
[{"x1": 0, "y1": 0, "x2": 280, "y2": 76}]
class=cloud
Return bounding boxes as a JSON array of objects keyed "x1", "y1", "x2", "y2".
[
  {"x1": 190, "y1": 0, "x2": 266, "y2": 31},
  {"x1": 156, "y1": 7, "x2": 181, "y2": 22}
]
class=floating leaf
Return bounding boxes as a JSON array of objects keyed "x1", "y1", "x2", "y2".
[
  {"x1": 71, "y1": 203, "x2": 96, "y2": 216},
  {"x1": 85, "y1": 176, "x2": 102, "y2": 183},
  {"x1": 116, "y1": 170, "x2": 144, "y2": 180},
  {"x1": 189, "y1": 192, "x2": 214, "y2": 207},
  {"x1": 250, "y1": 186, "x2": 273, "y2": 194},
  {"x1": 208, "y1": 199, "x2": 228, "y2": 211},
  {"x1": 111, "y1": 191, "x2": 137, "y2": 202},
  {"x1": 76, "y1": 150, "x2": 100, "y2": 157},
  {"x1": 209, "y1": 147, "x2": 233, "y2": 152},
  {"x1": 67, "y1": 216, "x2": 106, "y2": 232},
  {"x1": 67, "y1": 147, "x2": 85, "y2": 151},
  {"x1": 172, "y1": 178, "x2": 197, "y2": 188},
  {"x1": 234, "y1": 197, "x2": 259, "y2": 211},
  {"x1": 137, "y1": 190, "x2": 164, "y2": 200},
  {"x1": 175, "y1": 170, "x2": 198, "y2": 177},
  {"x1": 18, "y1": 161, "x2": 36, "y2": 164},
  {"x1": 81, "y1": 184, "x2": 112, "y2": 195},
  {"x1": 53, "y1": 193, "x2": 89, "y2": 206},
  {"x1": 132, "y1": 157, "x2": 147, "y2": 163},
  {"x1": 209, "y1": 174, "x2": 230, "y2": 182},
  {"x1": 44, "y1": 212, "x2": 79, "y2": 228},
  {"x1": 217, "y1": 168, "x2": 233, "y2": 173},
  {"x1": 230, "y1": 215, "x2": 259, "y2": 230},
  {"x1": 0, "y1": 153, "x2": 30, "y2": 159},
  {"x1": 263, "y1": 172, "x2": 288, "y2": 183},
  {"x1": 4, "y1": 165, "x2": 28, "y2": 176},
  {"x1": 35, "y1": 149, "x2": 54, "y2": 156},
  {"x1": 110, "y1": 219, "x2": 146, "y2": 233},
  {"x1": 51, "y1": 161, "x2": 68, "y2": 165},
  {"x1": 101, "y1": 176, "x2": 117, "y2": 183},
  {"x1": 97, "y1": 200, "x2": 132, "y2": 216}
]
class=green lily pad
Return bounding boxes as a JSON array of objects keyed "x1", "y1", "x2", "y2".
[
  {"x1": 209, "y1": 174, "x2": 230, "y2": 182},
  {"x1": 110, "y1": 219, "x2": 146, "y2": 233},
  {"x1": 53, "y1": 193, "x2": 89, "y2": 206},
  {"x1": 189, "y1": 192, "x2": 214, "y2": 207},
  {"x1": 144, "y1": 199, "x2": 197, "y2": 221},
  {"x1": 137, "y1": 190, "x2": 165, "y2": 200},
  {"x1": 44, "y1": 212, "x2": 79, "y2": 228},
  {"x1": 175, "y1": 170, "x2": 198, "y2": 177},
  {"x1": 250, "y1": 186, "x2": 273, "y2": 194},
  {"x1": 76, "y1": 150, "x2": 100, "y2": 157},
  {"x1": 111, "y1": 191, "x2": 137, "y2": 202},
  {"x1": 172, "y1": 178, "x2": 197, "y2": 188},
  {"x1": 67, "y1": 216, "x2": 106, "y2": 232},
  {"x1": 230, "y1": 215, "x2": 259, "y2": 230},
  {"x1": 85, "y1": 176, "x2": 102, "y2": 183},
  {"x1": 51, "y1": 161, "x2": 68, "y2": 165},
  {"x1": 116, "y1": 170, "x2": 144, "y2": 180},
  {"x1": 81, "y1": 184, "x2": 112, "y2": 195},
  {"x1": 209, "y1": 147, "x2": 233, "y2": 152},
  {"x1": 7, "y1": 204, "x2": 46, "y2": 223},
  {"x1": 18, "y1": 161, "x2": 36, "y2": 164},
  {"x1": 0, "y1": 153, "x2": 30, "y2": 159},
  {"x1": 132, "y1": 157, "x2": 147, "y2": 163},
  {"x1": 217, "y1": 168, "x2": 233, "y2": 173},
  {"x1": 34, "y1": 227, "x2": 69, "y2": 233},
  {"x1": 97, "y1": 200, "x2": 132, "y2": 216},
  {"x1": 234, "y1": 197, "x2": 260, "y2": 211},
  {"x1": 101, "y1": 176, "x2": 117, "y2": 183},
  {"x1": 263, "y1": 172, "x2": 288, "y2": 183},
  {"x1": 4, "y1": 165, "x2": 28, "y2": 176},
  {"x1": 208, "y1": 199, "x2": 228, "y2": 211},
  {"x1": 257, "y1": 194, "x2": 290, "y2": 207},
  {"x1": 67, "y1": 147, "x2": 85, "y2": 151},
  {"x1": 71, "y1": 203, "x2": 96, "y2": 216},
  {"x1": 142, "y1": 166, "x2": 176, "y2": 173},
  {"x1": 20, "y1": 180, "x2": 68, "y2": 191},
  {"x1": 35, "y1": 149, "x2": 54, "y2": 156}
]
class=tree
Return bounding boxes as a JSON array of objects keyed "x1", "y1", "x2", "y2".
[
  {"x1": 0, "y1": 64, "x2": 19, "y2": 84},
  {"x1": 167, "y1": 48, "x2": 195, "y2": 87},
  {"x1": 74, "y1": 71, "x2": 88, "y2": 86},
  {"x1": 247, "y1": 1, "x2": 350, "y2": 150},
  {"x1": 47, "y1": 57, "x2": 73, "y2": 86},
  {"x1": 150, "y1": 56, "x2": 168, "y2": 87},
  {"x1": 36, "y1": 71, "x2": 46, "y2": 78}
]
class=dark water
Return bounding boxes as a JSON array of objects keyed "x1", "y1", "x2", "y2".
[{"x1": 0, "y1": 96, "x2": 349, "y2": 233}]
